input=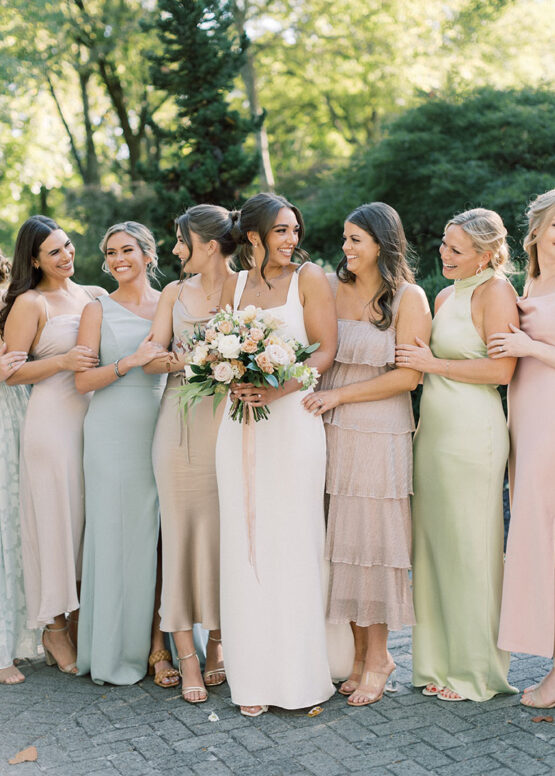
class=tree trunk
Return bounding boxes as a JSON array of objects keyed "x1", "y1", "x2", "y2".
[
  {"x1": 231, "y1": 1, "x2": 275, "y2": 190},
  {"x1": 79, "y1": 68, "x2": 101, "y2": 185},
  {"x1": 45, "y1": 72, "x2": 87, "y2": 184}
]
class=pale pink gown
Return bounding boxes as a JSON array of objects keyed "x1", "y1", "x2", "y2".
[{"x1": 498, "y1": 291, "x2": 555, "y2": 658}]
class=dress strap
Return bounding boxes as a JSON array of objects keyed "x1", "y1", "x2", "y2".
[
  {"x1": 35, "y1": 290, "x2": 50, "y2": 321},
  {"x1": 176, "y1": 280, "x2": 187, "y2": 304},
  {"x1": 233, "y1": 270, "x2": 249, "y2": 311},
  {"x1": 84, "y1": 286, "x2": 98, "y2": 301},
  {"x1": 391, "y1": 282, "x2": 410, "y2": 322},
  {"x1": 326, "y1": 272, "x2": 340, "y2": 298}
]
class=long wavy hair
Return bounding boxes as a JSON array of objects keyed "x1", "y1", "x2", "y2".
[
  {"x1": 523, "y1": 189, "x2": 555, "y2": 280},
  {"x1": 337, "y1": 202, "x2": 415, "y2": 330},
  {"x1": 231, "y1": 193, "x2": 309, "y2": 286},
  {"x1": 0, "y1": 215, "x2": 60, "y2": 336}
]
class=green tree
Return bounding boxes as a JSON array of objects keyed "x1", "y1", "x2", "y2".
[
  {"x1": 145, "y1": 0, "x2": 260, "y2": 270},
  {"x1": 294, "y1": 88, "x2": 555, "y2": 289}
]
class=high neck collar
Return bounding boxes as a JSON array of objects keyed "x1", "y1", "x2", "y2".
[{"x1": 454, "y1": 267, "x2": 495, "y2": 292}]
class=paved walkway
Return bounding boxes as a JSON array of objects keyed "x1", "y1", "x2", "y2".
[{"x1": 1, "y1": 629, "x2": 554, "y2": 776}]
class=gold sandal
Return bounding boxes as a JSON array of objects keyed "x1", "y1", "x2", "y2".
[
  {"x1": 178, "y1": 651, "x2": 207, "y2": 703},
  {"x1": 203, "y1": 636, "x2": 226, "y2": 687},
  {"x1": 148, "y1": 649, "x2": 180, "y2": 688}
]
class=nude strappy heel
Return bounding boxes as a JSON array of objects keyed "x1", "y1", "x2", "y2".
[
  {"x1": 178, "y1": 651, "x2": 207, "y2": 703},
  {"x1": 203, "y1": 636, "x2": 226, "y2": 687},
  {"x1": 42, "y1": 624, "x2": 78, "y2": 675}
]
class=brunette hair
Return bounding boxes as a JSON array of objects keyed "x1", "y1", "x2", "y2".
[
  {"x1": 0, "y1": 215, "x2": 60, "y2": 336},
  {"x1": 100, "y1": 221, "x2": 159, "y2": 279},
  {"x1": 0, "y1": 252, "x2": 11, "y2": 285},
  {"x1": 523, "y1": 189, "x2": 555, "y2": 280},
  {"x1": 446, "y1": 208, "x2": 510, "y2": 274},
  {"x1": 232, "y1": 193, "x2": 309, "y2": 286},
  {"x1": 175, "y1": 204, "x2": 238, "y2": 276},
  {"x1": 337, "y1": 202, "x2": 415, "y2": 330}
]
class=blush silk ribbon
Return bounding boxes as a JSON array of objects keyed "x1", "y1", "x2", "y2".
[{"x1": 242, "y1": 402, "x2": 259, "y2": 581}]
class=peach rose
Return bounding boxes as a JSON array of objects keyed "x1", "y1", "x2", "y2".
[
  {"x1": 249, "y1": 327, "x2": 264, "y2": 342},
  {"x1": 241, "y1": 339, "x2": 258, "y2": 354},
  {"x1": 230, "y1": 359, "x2": 246, "y2": 378},
  {"x1": 217, "y1": 319, "x2": 233, "y2": 335},
  {"x1": 205, "y1": 328, "x2": 218, "y2": 343},
  {"x1": 255, "y1": 352, "x2": 274, "y2": 374}
]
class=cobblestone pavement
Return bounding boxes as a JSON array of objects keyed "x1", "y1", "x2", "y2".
[{"x1": 1, "y1": 628, "x2": 554, "y2": 776}]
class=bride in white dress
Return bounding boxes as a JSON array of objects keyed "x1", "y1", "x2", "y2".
[{"x1": 216, "y1": 193, "x2": 338, "y2": 716}]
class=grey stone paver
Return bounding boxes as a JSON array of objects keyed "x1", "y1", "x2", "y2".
[{"x1": 1, "y1": 628, "x2": 553, "y2": 775}]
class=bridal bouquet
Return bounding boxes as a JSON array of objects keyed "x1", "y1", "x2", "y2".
[{"x1": 178, "y1": 304, "x2": 320, "y2": 422}]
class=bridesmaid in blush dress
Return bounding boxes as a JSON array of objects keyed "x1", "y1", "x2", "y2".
[
  {"x1": 303, "y1": 203, "x2": 431, "y2": 707},
  {"x1": 76, "y1": 222, "x2": 173, "y2": 686},
  {"x1": 216, "y1": 193, "x2": 338, "y2": 717},
  {"x1": 492, "y1": 190, "x2": 555, "y2": 709},
  {"x1": 1, "y1": 216, "x2": 103, "y2": 675},
  {"x1": 149, "y1": 205, "x2": 234, "y2": 703},
  {"x1": 397, "y1": 208, "x2": 519, "y2": 702}
]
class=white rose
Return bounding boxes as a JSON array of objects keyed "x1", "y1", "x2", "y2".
[
  {"x1": 217, "y1": 334, "x2": 242, "y2": 359},
  {"x1": 192, "y1": 344, "x2": 209, "y2": 365},
  {"x1": 184, "y1": 364, "x2": 194, "y2": 380},
  {"x1": 265, "y1": 344, "x2": 292, "y2": 366},
  {"x1": 213, "y1": 361, "x2": 234, "y2": 383}
]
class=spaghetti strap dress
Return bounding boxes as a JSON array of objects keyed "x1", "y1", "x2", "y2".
[
  {"x1": 153, "y1": 284, "x2": 223, "y2": 633},
  {"x1": 216, "y1": 268, "x2": 335, "y2": 709},
  {"x1": 498, "y1": 290, "x2": 555, "y2": 658},
  {"x1": 77, "y1": 295, "x2": 165, "y2": 685},
  {"x1": 411, "y1": 268, "x2": 516, "y2": 701},
  {"x1": 19, "y1": 293, "x2": 92, "y2": 628},
  {"x1": 321, "y1": 278, "x2": 415, "y2": 629}
]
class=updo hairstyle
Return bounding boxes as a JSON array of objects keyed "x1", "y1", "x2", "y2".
[
  {"x1": 100, "y1": 221, "x2": 159, "y2": 279},
  {"x1": 231, "y1": 193, "x2": 309, "y2": 286},
  {"x1": 175, "y1": 204, "x2": 238, "y2": 274},
  {"x1": 446, "y1": 208, "x2": 510, "y2": 273},
  {"x1": 523, "y1": 189, "x2": 555, "y2": 280}
]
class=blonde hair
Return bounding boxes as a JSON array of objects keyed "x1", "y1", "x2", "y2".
[
  {"x1": 523, "y1": 189, "x2": 555, "y2": 280},
  {"x1": 100, "y1": 221, "x2": 159, "y2": 279},
  {"x1": 446, "y1": 208, "x2": 510, "y2": 274}
]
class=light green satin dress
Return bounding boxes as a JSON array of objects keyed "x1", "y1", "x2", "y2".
[
  {"x1": 412, "y1": 268, "x2": 516, "y2": 701},
  {"x1": 77, "y1": 296, "x2": 165, "y2": 685}
]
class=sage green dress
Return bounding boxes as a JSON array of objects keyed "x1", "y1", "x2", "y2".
[
  {"x1": 412, "y1": 268, "x2": 516, "y2": 702},
  {"x1": 77, "y1": 296, "x2": 166, "y2": 685}
]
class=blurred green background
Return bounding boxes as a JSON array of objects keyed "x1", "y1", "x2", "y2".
[{"x1": 1, "y1": 0, "x2": 553, "y2": 303}]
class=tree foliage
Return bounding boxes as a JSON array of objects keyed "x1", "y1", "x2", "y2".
[{"x1": 294, "y1": 87, "x2": 555, "y2": 286}]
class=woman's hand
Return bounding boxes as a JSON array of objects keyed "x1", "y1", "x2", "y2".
[
  {"x1": 230, "y1": 381, "x2": 283, "y2": 407},
  {"x1": 302, "y1": 389, "x2": 342, "y2": 416},
  {"x1": 0, "y1": 343, "x2": 27, "y2": 382},
  {"x1": 395, "y1": 337, "x2": 436, "y2": 372},
  {"x1": 61, "y1": 345, "x2": 99, "y2": 372},
  {"x1": 132, "y1": 334, "x2": 169, "y2": 367},
  {"x1": 487, "y1": 323, "x2": 532, "y2": 359}
]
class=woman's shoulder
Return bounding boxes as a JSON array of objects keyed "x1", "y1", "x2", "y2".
[
  {"x1": 478, "y1": 274, "x2": 517, "y2": 302},
  {"x1": 10, "y1": 288, "x2": 43, "y2": 314},
  {"x1": 82, "y1": 284, "x2": 107, "y2": 299}
]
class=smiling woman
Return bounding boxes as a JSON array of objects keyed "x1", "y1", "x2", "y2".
[
  {"x1": 1, "y1": 215, "x2": 105, "y2": 675},
  {"x1": 75, "y1": 221, "x2": 175, "y2": 687}
]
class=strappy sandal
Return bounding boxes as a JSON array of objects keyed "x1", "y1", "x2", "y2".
[
  {"x1": 42, "y1": 624, "x2": 78, "y2": 675},
  {"x1": 203, "y1": 636, "x2": 226, "y2": 687},
  {"x1": 422, "y1": 683, "x2": 442, "y2": 696},
  {"x1": 338, "y1": 659, "x2": 364, "y2": 696},
  {"x1": 240, "y1": 705, "x2": 269, "y2": 717},
  {"x1": 520, "y1": 687, "x2": 555, "y2": 709},
  {"x1": 178, "y1": 651, "x2": 207, "y2": 703},
  {"x1": 347, "y1": 664, "x2": 396, "y2": 707},
  {"x1": 438, "y1": 687, "x2": 467, "y2": 702},
  {"x1": 148, "y1": 649, "x2": 180, "y2": 688}
]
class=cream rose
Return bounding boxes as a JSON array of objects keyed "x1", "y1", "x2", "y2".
[
  {"x1": 192, "y1": 344, "x2": 209, "y2": 365},
  {"x1": 205, "y1": 328, "x2": 218, "y2": 343},
  {"x1": 217, "y1": 334, "x2": 242, "y2": 359},
  {"x1": 265, "y1": 344, "x2": 292, "y2": 366},
  {"x1": 212, "y1": 361, "x2": 234, "y2": 383},
  {"x1": 241, "y1": 305, "x2": 257, "y2": 323}
]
